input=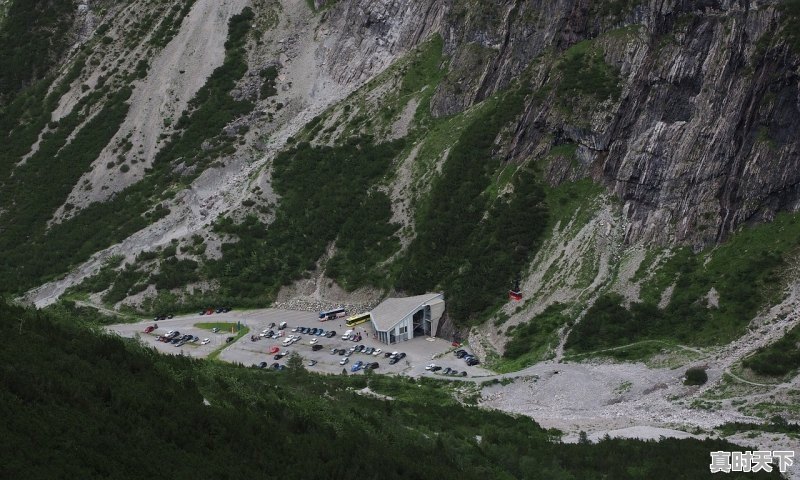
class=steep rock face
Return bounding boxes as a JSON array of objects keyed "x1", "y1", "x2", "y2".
[
  {"x1": 429, "y1": 0, "x2": 800, "y2": 247},
  {"x1": 318, "y1": 0, "x2": 447, "y2": 85}
]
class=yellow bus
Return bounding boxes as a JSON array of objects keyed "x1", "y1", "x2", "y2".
[{"x1": 346, "y1": 312, "x2": 371, "y2": 327}]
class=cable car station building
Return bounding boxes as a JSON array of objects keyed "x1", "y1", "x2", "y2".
[{"x1": 369, "y1": 293, "x2": 445, "y2": 345}]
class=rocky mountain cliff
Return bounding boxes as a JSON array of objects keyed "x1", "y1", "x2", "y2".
[{"x1": 0, "y1": 0, "x2": 798, "y2": 358}]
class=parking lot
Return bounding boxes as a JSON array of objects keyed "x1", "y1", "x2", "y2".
[{"x1": 107, "y1": 308, "x2": 494, "y2": 377}]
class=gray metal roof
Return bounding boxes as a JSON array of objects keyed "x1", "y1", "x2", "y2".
[{"x1": 369, "y1": 293, "x2": 443, "y2": 332}]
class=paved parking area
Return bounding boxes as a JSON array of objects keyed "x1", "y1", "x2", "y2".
[{"x1": 107, "y1": 308, "x2": 493, "y2": 377}]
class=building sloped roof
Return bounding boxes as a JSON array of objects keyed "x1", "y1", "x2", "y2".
[{"x1": 369, "y1": 293, "x2": 443, "y2": 331}]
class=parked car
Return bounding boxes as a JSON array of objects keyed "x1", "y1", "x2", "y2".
[
  {"x1": 274, "y1": 352, "x2": 287, "y2": 360},
  {"x1": 225, "y1": 336, "x2": 234, "y2": 343},
  {"x1": 337, "y1": 349, "x2": 347, "y2": 355},
  {"x1": 144, "y1": 326, "x2": 155, "y2": 334},
  {"x1": 330, "y1": 348, "x2": 339, "y2": 355},
  {"x1": 367, "y1": 362, "x2": 379, "y2": 370},
  {"x1": 442, "y1": 367, "x2": 452, "y2": 375},
  {"x1": 460, "y1": 371, "x2": 468, "y2": 377},
  {"x1": 308, "y1": 360, "x2": 317, "y2": 367},
  {"x1": 344, "y1": 350, "x2": 353, "y2": 357},
  {"x1": 372, "y1": 349, "x2": 382, "y2": 356},
  {"x1": 192, "y1": 336, "x2": 199, "y2": 342},
  {"x1": 339, "y1": 357, "x2": 349, "y2": 365},
  {"x1": 325, "y1": 331, "x2": 336, "y2": 338},
  {"x1": 200, "y1": 338, "x2": 210, "y2": 345},
  {"x1": 384, "y1": 352, "x2": 392, "y2": 358},
  {"x1": 351, "y1": 361, "x2": 364, "y2": 372},
  {"x1": 312, "y1": 344, "x2": 323, "y2": 351},
  {"x1": 426, "y1": 363, "x2": 437, "y2": 370},
  {"x1": 279, "y1": 322, "x2": 287, "y2": 330},
  {"x1": 269, "y1": 346, "x2": 280, "y2": 354},
  {"x1": 342, "y1": 330, "x2": 353, "y2": 340},
  {"x1": 167, "y1": 314, "x2": 174, "y2": 319},
  {"x1": 466, "y1": 358, "x2": 480, "y2": 366},
  {"x1": 398, "y1": 352, "x2": 407, "y2": 359},
  {"x1": 389, "y1": 357, "x2": 399, "y2": 365},
  {"x1": 430, "y1": 366, "x2": 442, "y2": 372},
  {"x1": 258, "y1": 362, "x2": 268, "y2": 369},
  {"x1": 309, "y1": 338, "x2": 318, "y2": 345}
]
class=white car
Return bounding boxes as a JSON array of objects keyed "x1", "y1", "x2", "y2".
[
  {"x1": 291, "y1": 327, "x2": 298, "y2": 332},
  {"x1": 309, "y1": 338, "x2": 318, "y2": 345},
  {"x1": 372, "y1": 349, "x2": 382, "y2": 356},
  {"x1": 339, "y1": 357, "x2": 349, "y2": 365},
  {"x1": 282, "y1": 338, "x2": 292, "y2": 346},
  {"x1": 200, "y1": 338, "x2": 210, "y2": 345},
  {"x1": 425, "y1": 363, "x2": 436, "y2": 370},
  {"x1": 166, "y1": 330, "x2": 175, "y2": 336}
]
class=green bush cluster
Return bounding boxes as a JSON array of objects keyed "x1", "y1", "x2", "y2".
[
  {"x1": 259, "y1": 65, "x2": 279, "y2": 99},
  {"x1": 208, "y1": 136, "x2": 405, "y2": 300},
  {"x1": 780, "y1": 0, "x2": 800, "y2": 53},
  {"x1": 397, "y1": 88, "x2": 549, "y2": 323},
  {"x1": 684, "y1": 367, "x2": 708, "y2": 386},
  {"x1": 504, "y1": 303, "x2": 570, "y2": 360},
  {"x1": 0, "y1": 300, "x2": 780, "y2": 479},
  {"x1": 0, "y1": 0, "x2": 74, "y2": 99},
  {"x1": 149, "y1": 0, "x2": 197, "y2": 48},
  {"x1": 742, "y1": 323, "x2": 800, "y2": 377},
  {"x1": 557, "y1": 40, "x2": 621, "y2": 103}
]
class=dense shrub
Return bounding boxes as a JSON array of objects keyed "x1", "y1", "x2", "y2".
[
  {"x1": 684, "y1": 367, "x2": 708, "y2": 386},
  {"x1": 208, "y1": 137, "x2": 405, "y2": 299},
  {"x1": 742, "y1": 324, "x2": 800, "y2": 377},
  {"x1": 397, "y1": 88, "x2": 549, "y2": 323}
]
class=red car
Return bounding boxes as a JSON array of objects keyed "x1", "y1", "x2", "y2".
[
  {"x1": 268, "y1": 346, "x2": 279, "y2": 355},
  {"x1": 144, "y1": 326, "x2": 155, "y2": 334}
]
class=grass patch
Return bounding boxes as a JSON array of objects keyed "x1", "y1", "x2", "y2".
[
  {"x1": 206, "y1": 325, "x2": 249, "y2": 361},
  {"x1": 556, "y1": 40, "x2": 621, "y2": 104},
  {"x1": 195, "y1": 322, "x2": 243, "y2": 332}
]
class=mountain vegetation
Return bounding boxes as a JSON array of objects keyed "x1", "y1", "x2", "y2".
[{"x1": 0, "y1": 300, "x2": 779, "y2": 479}]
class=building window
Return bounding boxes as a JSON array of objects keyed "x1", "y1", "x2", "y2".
[{"x1": 399, "y1": 326, "x2": 407, "y2": 335}]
